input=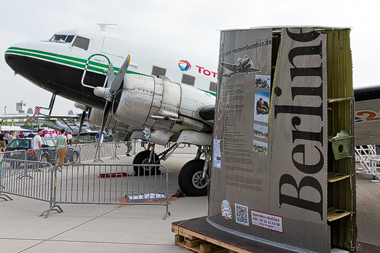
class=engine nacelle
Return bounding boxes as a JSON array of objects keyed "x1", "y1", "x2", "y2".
[
  {"x1": 112, "y1": 75, "x2": 215, "y2": 145},
  {"x1": 88, "y1": 108, "x2": 115, "y2": 127},
  {"x1": 88, "y1": 107, "x2": 131, "y2": 141}
]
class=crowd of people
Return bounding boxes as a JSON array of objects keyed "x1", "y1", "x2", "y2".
[{"x1": 0, "y1": 129, "x2": 74, "y2": 152}]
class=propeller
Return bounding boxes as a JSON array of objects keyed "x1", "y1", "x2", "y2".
[{"x1": 93, "y1": 55, "x2": 130, "y2": 161}]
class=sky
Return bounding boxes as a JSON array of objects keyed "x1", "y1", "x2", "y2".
[{"x1": 0, "y1": 0, "x2": 379, "y2": 114}]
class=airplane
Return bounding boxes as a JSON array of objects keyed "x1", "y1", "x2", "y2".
[
  {"x1": 220, "y1": 55, "x2": 261, "y2": 78},
  {"x1": 5, "y1": 27, "x2": 380, "y2": 197},
  {"x1": 5, "y1": 27, "x2": 217, "y2": 196}
]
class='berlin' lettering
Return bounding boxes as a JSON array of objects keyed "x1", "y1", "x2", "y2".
[
  {"x1": 279, "y1": 174, "x2": 323, "y2": 220},
  {"x1": 277, "y1": 28, "x2": 325, "y2": 221}
]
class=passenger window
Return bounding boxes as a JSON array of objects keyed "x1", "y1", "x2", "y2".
[
  {"x1": 209, "y1": 82, "x2": 217, "y2": 92},
  {"x1": 181, "y1": 74, "x2": 195, "y2": 86},
  {"x1": 152, "y1": 66, "x2": 166, "y2": 77},
  {"x1": 72, "y1": 36, "x2": 90, "y2": 50}
]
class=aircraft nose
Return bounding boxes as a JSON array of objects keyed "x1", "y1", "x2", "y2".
[{"x1": 4, "y1": 41, "x2": 29, "y2": 74}]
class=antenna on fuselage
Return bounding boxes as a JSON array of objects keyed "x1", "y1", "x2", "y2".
[{"x1": 97, "y1": 23, "x2": 118, "y2": 32}]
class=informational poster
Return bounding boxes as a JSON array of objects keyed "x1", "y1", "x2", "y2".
[
  {"x1": 209, "y1": 27, "x2": 273, "y2": 232},
  {"x1": 208, "y1": 27, "x2": 330, "y2": 252}
]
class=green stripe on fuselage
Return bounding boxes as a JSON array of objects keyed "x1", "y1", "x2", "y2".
[
  {"x1": 199, "y1": 89, "x2": 216, "y2": 97},
  {"x1": 6, "y1": 47, "x2": 215, "y2": 90},
  {"x1": 7, "y1": 47, "x2": 87, "y2": 63}
]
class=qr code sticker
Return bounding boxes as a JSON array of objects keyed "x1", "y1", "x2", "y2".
[{"x1": 235, "y1": 203, "x2": 249, "y2": 226}]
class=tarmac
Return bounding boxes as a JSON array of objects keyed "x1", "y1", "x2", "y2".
[{"x1": 0, "y1": 153, "x2": 379, "y2": 253}]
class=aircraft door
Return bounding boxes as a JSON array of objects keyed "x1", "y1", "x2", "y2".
[{"x1": 81, "y1": 54, "x2": 110, "y2": 89}]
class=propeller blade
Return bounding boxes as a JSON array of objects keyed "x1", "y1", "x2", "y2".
[
  {"x1": 94, "y1": 101, "x2": 111, "y2": 161},
  {"x1": 110, "y1": 55, "x2": 130, "y2": 93},
  {"x1": 106, "y1": 63, "x2": 115, "y2": 88},
  {"x1": 74, "y1": 110, "x2": 87, "y2": 148}
]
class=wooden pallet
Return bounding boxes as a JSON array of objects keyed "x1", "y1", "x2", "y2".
[
  {"x1": 175, "y1": 234, "x2": 234, "y2": 253},
  {"x1": 172, "y1": 222, "x2": 248, "y2": 253}
]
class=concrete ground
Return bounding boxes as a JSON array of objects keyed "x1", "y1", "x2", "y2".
[{"x1": 0, "y1": 154, "x2": 379, "y2": 252}]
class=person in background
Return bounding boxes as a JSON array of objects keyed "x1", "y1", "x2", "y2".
[
  {"x1": 52, "y1": 132, "x2": 57, "y2": 138},
  {"x1": 19, "y1": 131, "x2": 25, "y2": 138},
  {"x1": 56, "y1": 129, "x2": 67, "y2": 167},
  {"x1": 44, "y1": 132, "x2": 51, "y2": 138},
  {"x1": 67, "y1": 132, "x2": 73, "y2": 145},
  {"x1": 0, "y1": 131, "x2": 6, "y2": 152},
  {"x1": 32, "y1": 129, "x2": 43, "y2": 149},
  {"x1": 95, "y1": 131, "x2": 100, "y2": 143},
  {"x1": 8, "y1": 132, "x2": 14, "y2": 143},
  {"x1": 28, "y1": 131, "x2": 35, "y2": 138},
  {"x1": 4, "y1": 131, "x2": 9, "y2": 145}
]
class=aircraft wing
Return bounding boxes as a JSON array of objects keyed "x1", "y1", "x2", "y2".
[
  {"x1": 247, "y1": 67, "x2": 261, "y2": 73},
  {"x1": 220, "y1": 61, "x2": 237, "y2": 71},
  {"x1": 38, "y1": 115, "x2": 80, "y2": 119},
  {"x1": 0, "y1": 114, "x2": 33, "y2": 119},
  {"x1": 0, "y1": 114, "x2": 79, "y2": 120},
  {"x1": 354, "y1": 85, "x2": 380, "y2": 146}
]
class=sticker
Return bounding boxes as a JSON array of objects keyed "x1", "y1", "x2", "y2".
[
  {"x1": 221, "y1": 200, "x2": 232, "y2": 220},
  {"x1": 235, "y1": 203, "x2": 249, "y2": 226},
  {"x1": 213, "y1": 139, "x2": 221, "y2": 169},
  {"x1": 250, "y1": 209, "x2": 283, "y2": 233}
]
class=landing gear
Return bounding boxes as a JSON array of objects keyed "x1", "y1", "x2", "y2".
[
  {"x1": 178, "y1": 159, "x2": 209, "y2": 196},
  {"x1": 131, "y1": 142, "x2": 212, "y2": 197},
  {"x1": 178, "y1": 146, "x2": 211, "y2": 197},
  {"x1": 133, "y1": 145, "x2": 160, "y2": 176}
]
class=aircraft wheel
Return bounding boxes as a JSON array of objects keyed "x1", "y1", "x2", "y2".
[
  {"x1": 178, "y1": 159, "x2": 208, "y2": 196},
  {"x1": 133, "y1": 150, "x2": 160, "y2": 176}
]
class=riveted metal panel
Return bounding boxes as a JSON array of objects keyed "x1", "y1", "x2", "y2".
[
  {"x1": 113, "y1": 75, "x2": 154, "y2": 128},
  {"x1": 160, "y1": 80, "x2": 181, "y2": 118},
  {"x1": 180, "y1": 84, "x2": 216, "y2": 120}
]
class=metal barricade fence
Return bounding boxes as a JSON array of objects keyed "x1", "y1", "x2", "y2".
[
  {"x1": 76, "y1": 141, "x2": 198, "y2": 163},
  {"x1": 0, "y1": 158, "x2": 170, "y2": 219},
  {"x1": 76, "y1": 142, "x2": 133, "y2": 162},
  {"x1": 0, "y1": 158, "x2": 53, "y2": 203}
]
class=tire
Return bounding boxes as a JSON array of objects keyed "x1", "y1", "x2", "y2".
[
  {"x1": 133, "y1": 150, "x2": 160, "y2": 176},
  {"x1": 178, "y1": 159, "x2": 208, "y2": 196}
]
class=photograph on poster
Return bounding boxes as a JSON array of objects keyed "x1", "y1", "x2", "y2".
[
  {"x1": 254, "y1": 91, "x2": 270, "y2": 123},
  {"x1": 213, "y1": 139, "x2": 221, "y2": 169},
  {"x1": 253, "y1": 139, "x2": 268, "y2": 155},
  {"x1": 254, "y1": 124, "x2": 268, "y2": 139},
  {"x1": 255, "y1": 75, "x2": 271, "y2": 89},
  {"x1": 220, "y1": 55, "x2": 261, "y2": 78}
]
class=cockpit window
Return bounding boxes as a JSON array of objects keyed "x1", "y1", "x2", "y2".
[
  {"x1": 72, "y1": 36, "x2": 90, "y2": 50},
  {"x1": 49, "y1": 34, "x2": 75, "y2": 43},
  {"x1": 66, "y1": 35, "x2": 74, "y2": 43}
]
